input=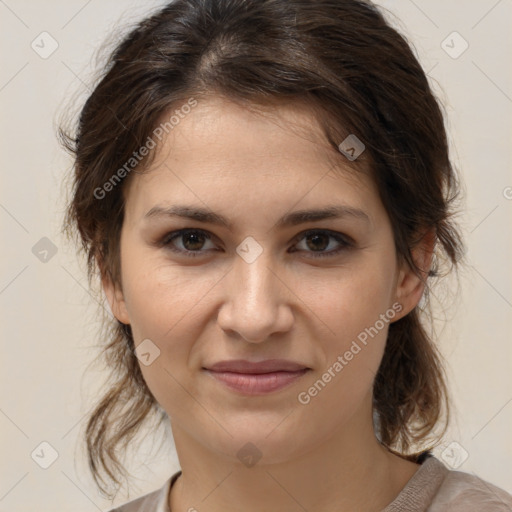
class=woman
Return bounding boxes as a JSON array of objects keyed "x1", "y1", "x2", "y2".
[{"x1": 60, "y1": 0, "x2": 512, "y2": 510}]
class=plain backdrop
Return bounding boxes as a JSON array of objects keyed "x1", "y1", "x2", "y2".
[{"x1": 1, "y1": 0, "x2": 511, "y2": 510}]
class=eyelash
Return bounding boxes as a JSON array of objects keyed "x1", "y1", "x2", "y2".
[{"x1": 159, "y1": 228, "x2": 354, "y2": 259}]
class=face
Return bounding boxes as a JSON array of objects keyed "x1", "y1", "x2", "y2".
[{"x1": 104, "y1": 95, "x2": 425, "y2": 465}]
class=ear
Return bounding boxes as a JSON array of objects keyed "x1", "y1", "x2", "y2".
[
  {"x1": 392, "y1": 228, "x2": 435, "y2": 321},
  {"x1": 101, "y1": 268, "x2": 131, "y2": 325}
]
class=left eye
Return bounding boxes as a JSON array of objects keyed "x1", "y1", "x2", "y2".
[
  {"x1": 160, "y1": 228, "x2": 352, "y2": 258},
  {"x1": 292, "y1": 230, "x2": 352, "y2": 257}
]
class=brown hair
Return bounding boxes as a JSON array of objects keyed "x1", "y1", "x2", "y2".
[{"x1": 59, "y1": 0, "x2": 464, "y2": 498}]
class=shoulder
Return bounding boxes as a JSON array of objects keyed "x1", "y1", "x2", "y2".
[
  {"x1": 429, "y1": 460, "x2": 512, "y2": 511},
  {"x1": 106, "y1": 471, "x2": 181, "y2": 512},
  {"x1": 384, "y1": 453, "x2": 512, "y2": 512}
]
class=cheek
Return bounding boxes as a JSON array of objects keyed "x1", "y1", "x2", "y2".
[
  {"x1": 120, "y1": 264, "x2": 209, "y2": 415},
  {"x1": 122, "y1": 258, "x2": 217, "y2": 339},
  {"x1": 303, "y1": 259, "x2": 395, "y2": 340},
  {"x1": 298, "y1": 258, "x2": 394, "y2": 394},
  {"x1": 119, "y1": 257, "x2": 220, "y2": 392},
  {"x1": 297, "y1": 273, "x2": 392, "y2": 423}
]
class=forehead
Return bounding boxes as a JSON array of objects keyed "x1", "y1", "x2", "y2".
[
  {"x1": 122, "y1": 96, "x2": 379, "y2": 226},
  {"x1": 157, "y1": 95, "x2": 345, "y2": 166}
]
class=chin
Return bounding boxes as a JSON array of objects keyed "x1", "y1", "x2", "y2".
[{"x1": 201, "y1": 424, "x2": 314, "y2": 467}]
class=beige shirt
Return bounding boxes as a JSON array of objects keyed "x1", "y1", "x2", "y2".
[{"x1": 108, "y1": 454, "x2": 512, "y2": 511}]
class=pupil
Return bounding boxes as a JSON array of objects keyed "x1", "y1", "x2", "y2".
[
  {"x1": 184, "y1": 233, "x2": 204, "y2": 250},
  {"x1": 307, "y1": 234, "x2": 328, "y2": 251}
]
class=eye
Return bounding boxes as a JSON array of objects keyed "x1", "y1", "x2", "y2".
[
  {"x1": 160, "y1": 229, "x2": 217, "y2": 257},
  {"x1": 159, "y1": 228, "x2": 353, "y2": 258},
  {"x1": 290, "y1": 229, "x2": 353, "y2": 258}
]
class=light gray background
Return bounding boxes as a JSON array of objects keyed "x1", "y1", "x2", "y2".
[{"x1": 1, "y1": 0, "x2": 511, "y2": 510}]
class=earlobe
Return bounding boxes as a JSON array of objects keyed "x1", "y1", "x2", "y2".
[
  {"x1": 393, "y1": 229, "x2": 435, "y2": 320},
  {"x1": 101, "y1": 272, "x2": 131, "y2": 325}
]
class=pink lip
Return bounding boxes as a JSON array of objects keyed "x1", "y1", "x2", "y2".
[
  {"x1": 205, "y1": 359, "x2": 309, "y2": 373},
  {"x1": 203, "y1": 359, "x2": 310, "y2": 395}
]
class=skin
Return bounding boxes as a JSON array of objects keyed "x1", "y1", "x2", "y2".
[{"x1": 103, "y1": 95, "x2": 433, "y2": 512}]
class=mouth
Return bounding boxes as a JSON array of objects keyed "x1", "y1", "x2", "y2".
[{"x1": 202, "y1": 359, "x2": 311, "y2": 395}]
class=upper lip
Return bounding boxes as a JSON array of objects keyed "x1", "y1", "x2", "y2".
[{"x1": 204, "y1": 359, "x2": 309, "y2": 374}]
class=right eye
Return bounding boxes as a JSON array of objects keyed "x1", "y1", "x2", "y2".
[{"x1": 160, "y1": 228, "x2": 218, "y2": 257}]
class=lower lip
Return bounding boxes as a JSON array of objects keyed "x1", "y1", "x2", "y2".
[{"x1": 204, "y1": 369, "x2": 310, "y2": 395}]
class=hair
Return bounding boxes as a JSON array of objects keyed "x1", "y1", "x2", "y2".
[{"x1": 59, "y1": 0, "x2": 464, "y2": 499}]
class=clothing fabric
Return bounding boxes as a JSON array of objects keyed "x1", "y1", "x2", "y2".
[{"x1": 108, "y1": 453, "x2": 512, "y2": 511}]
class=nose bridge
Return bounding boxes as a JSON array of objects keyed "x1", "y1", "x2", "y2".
[
  {"x1": 218, "y1": 241, "x2": 292, "y2": 342},
  {"x1": 235, "y1": 247, "x2": 274, "y2": 305}
]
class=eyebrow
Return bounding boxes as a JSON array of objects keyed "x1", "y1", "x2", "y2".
[{"x1": 143, "y1": 204, "x2": 371, "y2": 230}]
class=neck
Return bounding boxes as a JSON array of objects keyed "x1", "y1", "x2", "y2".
[{"x1": 168, "y1": 397, "x2": 420, "y2": 512}]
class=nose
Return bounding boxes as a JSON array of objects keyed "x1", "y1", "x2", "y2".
[{"x1": 217, "y1": 248, "x2": 294, "y2": 343}]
